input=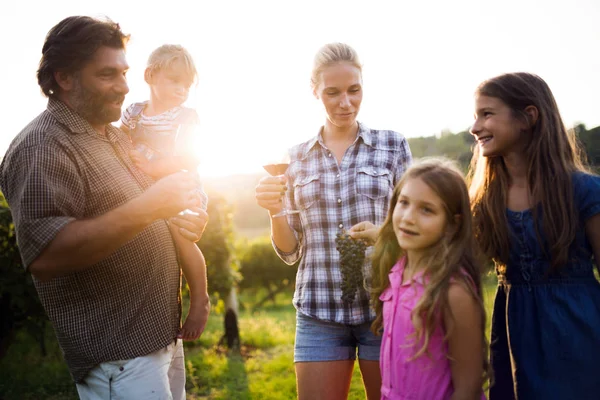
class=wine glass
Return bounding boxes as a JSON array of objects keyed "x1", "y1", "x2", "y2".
[
  {"x1": 263, "y1": 154, "x2": 299, "y2": 218},
  {"x1": 174, "y1": 123, "x2": 208, "y2": 216}
]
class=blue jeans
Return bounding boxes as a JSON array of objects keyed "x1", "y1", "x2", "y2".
[
  {"x1": 76, "y1": 339, "x2": 185, "y2": 400},
  {"x1": 294, "y1": 312, "x2": 381, "y2": 362}
]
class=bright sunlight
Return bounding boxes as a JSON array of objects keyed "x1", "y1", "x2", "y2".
[{"x1": 2, "y1": 0, "x2": 600, "y2": 177}]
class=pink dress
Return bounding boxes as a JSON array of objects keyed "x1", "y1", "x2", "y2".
[{"x1": 379, "y1": 257, "x2": 486, "y2": 400}]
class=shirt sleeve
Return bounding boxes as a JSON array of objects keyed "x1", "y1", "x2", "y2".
[
  {"x1": 393, "y1": 135, "x2": 412, "y2": 185},
  {"x1": 271, "y1": 160, "x2": 303, "y2": 265},
  {"x1": 121, "y1": 104, "x2": 134, "y2": 130},
  {"x1": 574, "y1": 172, "x2": 600, "y2": 222},
  {"x1": 0, "y1": 140, "x2": 86, "y2": 269},
  {"x1": 271, "y1": 235, "x2": 302, "y2": 265}
]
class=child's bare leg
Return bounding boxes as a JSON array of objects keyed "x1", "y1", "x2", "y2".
[
  {"x1": 170, "y1": 224, "x2": 210, "y2": 340},
  {"x1": 181, "y1": 286, "x2": 210, "y2": 340}
]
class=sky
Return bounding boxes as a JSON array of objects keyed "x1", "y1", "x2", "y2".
[{"x1": 2, "y1": 0, "x2": 599, "y2": 177}]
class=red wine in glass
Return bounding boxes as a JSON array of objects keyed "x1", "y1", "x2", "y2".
[
  {"x1": 262, "y1": 162, "x2": 300, "y2": 218},
  {"x1": 263, "y1": 163, "x2": 289, "y2": 176}
]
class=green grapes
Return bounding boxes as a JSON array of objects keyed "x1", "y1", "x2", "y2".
[{"x1": 335, "y1": 232, "x2": 367, "y2": 304}]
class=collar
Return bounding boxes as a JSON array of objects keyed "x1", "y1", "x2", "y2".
[
  {"x1": 301, "y1": 121, "x2": 373, "y2": 160},
  {"x1": 389, "y1": 256, "x2": 426, "y2": 288}
]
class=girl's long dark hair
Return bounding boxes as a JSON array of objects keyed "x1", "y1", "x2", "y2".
[{"x1": 468, "y1": 73, "x2": 589, "y2": 271}]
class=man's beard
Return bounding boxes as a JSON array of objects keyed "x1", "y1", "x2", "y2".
[{"x1": 70, "y1": 79, "x2": 124, "y2": 126}]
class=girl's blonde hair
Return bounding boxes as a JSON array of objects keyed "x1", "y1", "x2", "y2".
[
  {"x1": 310, "y1": 42, "x2": 362, "y2": 90},
  {"x1": 145, "y1": 44, "x2": 198, "y2": 87},
  {"x1": 468, "y1": 73, "x2": 589, "y2": 272},
  {"x1": 370, "y1": 157, "x2": 490, "y2": 385}
]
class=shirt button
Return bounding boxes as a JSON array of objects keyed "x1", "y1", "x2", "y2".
[
  {"x1": 338, "y1": 198, "x2": 342, "y2": 204},
  {"x1": 328, "y1": 153, "x2": 332, "y2": 157},
  {"x1": 339, "y1": 224, "x2": 343, "y2": 229},
  {"x1": 336, "y1": 173, "x2": 340, "y2": 178}
]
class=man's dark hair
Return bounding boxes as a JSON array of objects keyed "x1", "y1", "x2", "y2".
[{"x1": 37, "y1": 16, "x2": 130, "y2": 97}]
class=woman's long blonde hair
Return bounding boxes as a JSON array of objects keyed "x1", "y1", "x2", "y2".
[
  {"x1": 468, "y1": 73, "x2": 588, "y2": 271},
  {"x1": 310, "y1": 42, "x2": 361, "y2": 91},
  {"x1": 370, "y1": 158, "x2": 490, "y2": 384}
]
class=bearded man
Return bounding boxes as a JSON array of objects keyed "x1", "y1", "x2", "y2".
[{"x1": 0, "y1": 16, "x2": 208, "y2": 399}]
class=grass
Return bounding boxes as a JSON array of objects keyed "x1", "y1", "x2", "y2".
[
  {"x1": 0, "y1": 328, "x2": 78, "y2": 399},
  {"x1": 0, "y1": 278, "x2": 500, "y2": 400},
  {"x1": 182, "y1": 290, "x2": 374, "y2": 400}
]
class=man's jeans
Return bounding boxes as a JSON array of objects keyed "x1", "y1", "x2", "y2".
[{"x1": 76, "y1": 339, "x2": 185, "y2": 400}]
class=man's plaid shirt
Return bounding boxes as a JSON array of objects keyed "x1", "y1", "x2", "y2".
[
  {"x1": 274, "y1": 123, "x2": 412, "y2": 325},
  {"x1": 0, "y1": 99, "x2": 181, "y2": 382}
]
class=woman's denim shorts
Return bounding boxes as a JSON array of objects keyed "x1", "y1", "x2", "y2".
[{"x1": 294, "y1": 311, "x2": 381, "y2": 362}]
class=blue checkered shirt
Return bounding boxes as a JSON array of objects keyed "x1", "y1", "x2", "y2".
[{"x1": 274, "y1": 122, "x2": 412, "y2": 325}]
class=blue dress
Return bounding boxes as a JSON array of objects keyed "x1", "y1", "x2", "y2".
[{"x1": 489, "y1": 172, "x2": 600, "y2": 400}]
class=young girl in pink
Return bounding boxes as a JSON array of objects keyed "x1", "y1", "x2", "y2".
[{"x1": 370, "y1": 159, "x2": 489, "y2": 400}]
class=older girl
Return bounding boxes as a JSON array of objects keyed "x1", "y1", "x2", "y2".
[{"x1": 469, "y1": 72, "x2": 600, "y2": 399}]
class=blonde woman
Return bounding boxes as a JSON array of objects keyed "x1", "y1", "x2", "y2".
[{"x1": 255, "y1": 43, "x2": 412, "y2": 399}]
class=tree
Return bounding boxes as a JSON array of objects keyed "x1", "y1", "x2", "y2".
[
  {"x1": 198, "y1": 192, "x2": 242, "y2": 349},
  {"x1": 576, "y1": 124, "x2": 600, "y2": 170},
  {"x1": 407, "y1": 129, "x2": 475, "y2": 173},
  {"x1": 0, "y1": 192, "x2": 48, "y2": 359},
  {"x1": 238, "y1": 237, "x2": 297, "y2": 311}
]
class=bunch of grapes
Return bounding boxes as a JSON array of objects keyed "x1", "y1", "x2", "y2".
[{"x1": 335, "y1": 232, "x2": 367, "y2": 304}]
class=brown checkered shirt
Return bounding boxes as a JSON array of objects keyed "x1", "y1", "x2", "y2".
[{"x1": 0, "y1": 98, "x2": 181, "y2": 383}]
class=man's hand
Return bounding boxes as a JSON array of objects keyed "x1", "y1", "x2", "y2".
[
  {"x1": 170, "y1": 208, "x2": 209, "y2": 242},
  {"x1": 139, "y1": 171, "x2": 200, "y2": 220}
]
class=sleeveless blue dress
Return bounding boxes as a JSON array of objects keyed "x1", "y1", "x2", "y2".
[{"x1": 489, "y1": 172, "x2": 600, "y2": 400}]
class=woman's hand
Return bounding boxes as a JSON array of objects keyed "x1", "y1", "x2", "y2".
[
  {"x1": 255, "y1": 175, "x2": 287, "y2": 216},
  {"x1": 348, "y1": 221, "x2": 379, "y2": 245}
]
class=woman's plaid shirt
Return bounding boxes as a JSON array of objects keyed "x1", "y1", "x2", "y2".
[{"x1": 274, "y1": 123, "x2": 412, "y2": 325}]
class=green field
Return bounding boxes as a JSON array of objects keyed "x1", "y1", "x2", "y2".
[{"x1": 0, "y1": 274, "x2": 498, "y2": 400}]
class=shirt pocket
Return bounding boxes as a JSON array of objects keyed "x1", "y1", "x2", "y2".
[
  {"x1": 293, "y1": 174, "x2": 321, "y2": 210},
  {"x1": 380, "y1": 289, "x2": 394, "y2": 331},
  {"x1": 380, "y1": 289, "x2": 394, "y2": 302},
  {"x1": 397, "y1": 291, "x2": 420, "y2": 340},
  {"x1": 356, "y1": 166, "x2": 392, "y2": 200}
]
